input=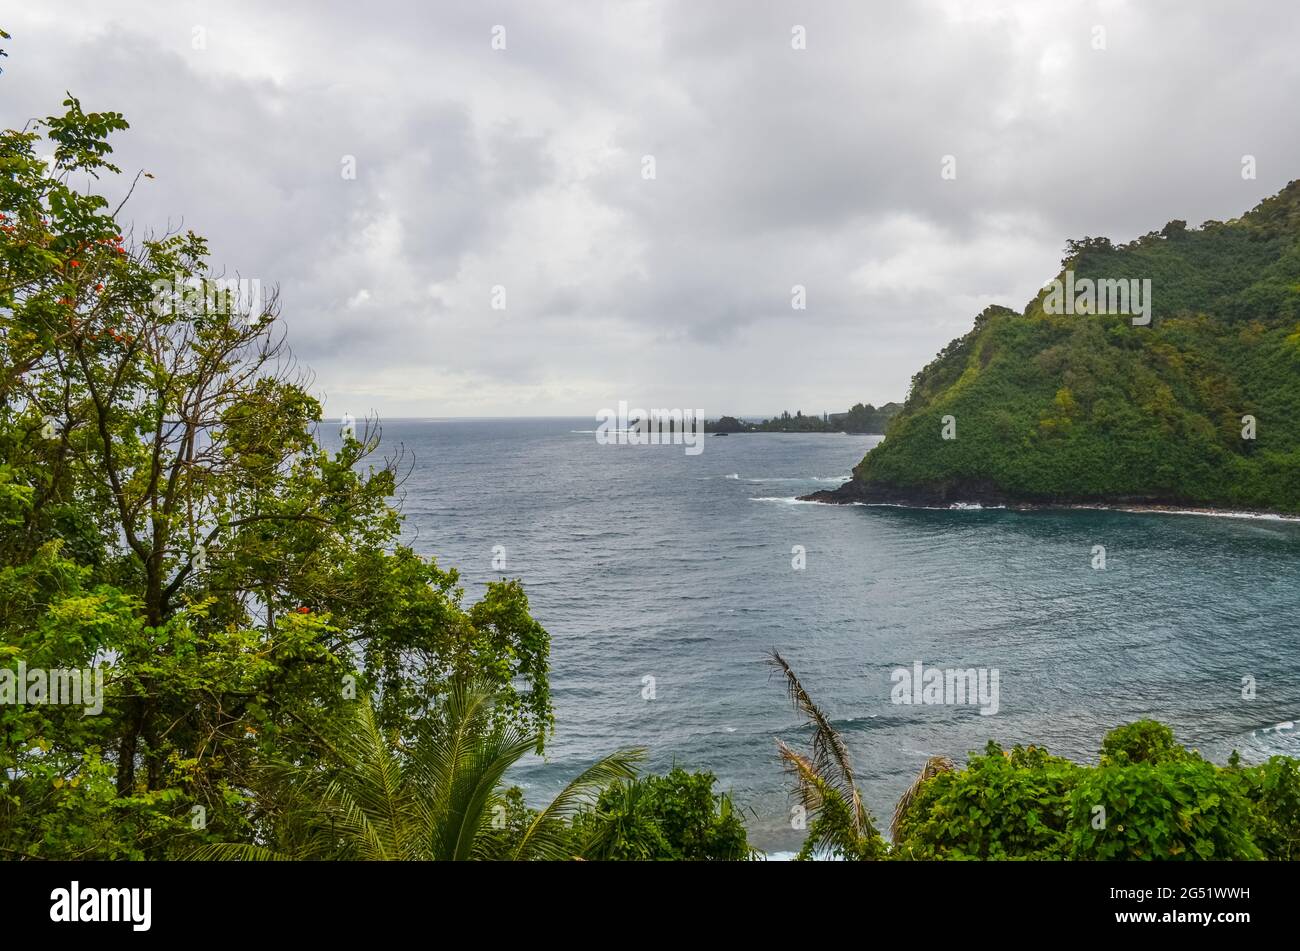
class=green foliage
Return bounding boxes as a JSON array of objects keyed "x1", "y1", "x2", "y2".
[
  {"x1": 837, "y1": 402, "x2": 903, "y2": 434},
  {"x1": 892, "y1": 744, "x2": 1080, "y2": 860},
  {"x1": 474, "y1": 786, "x2": 553, "y2": 860},
  {"x1": 0, "y1": 98, "x2": 556, "y2": 857},
  {"x1": 1099, "y1": 719, "x2": 1189, "y2": 765},
  {"x1": 194, "y1": 683, "x2": 642, "y2": 861},
  {"x1": 853, "y1": 181, "x2": 1300, "y2": 512},
  {"x1": 890, "y1": 722, "x2": 1298, "y2": 861},
  {"x1": 1236, "y1": 755, "x2": 1300, "y2": 860},
  {"x1": 1069, "y1": 759, "x2": 1261, "y2": 860},
  {"x1": 574, "y1": 767, "x2": 752, "y2": 860}
]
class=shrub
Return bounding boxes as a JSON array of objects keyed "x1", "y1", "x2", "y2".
[
  {"x1": 574, "y1": 767, "x2": 752, "y2": 860},
  {"x1": 1099, "y1": 720, "x2": 1190, "y2": 766},
  {"x1": 891, "y1": 743, "x2": 1080, "y2": 860},
  {"x1": 1069, "y1": 759, "x2": 1261, "y2": 860},
  {"x1": 891, "y1": 723, "x2": 1297, "y2": 861},
  {"x1": 1237, "y1": 755, "x2": 1300, "y2": 860}
]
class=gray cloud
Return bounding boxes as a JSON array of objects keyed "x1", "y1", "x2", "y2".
[{"x1": 5, "y1": 0, "x2": 1299, "y2": 417}]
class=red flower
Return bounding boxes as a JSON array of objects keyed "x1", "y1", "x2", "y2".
[
  {"x1": 296, "y1": 606, "x2": 310, "y2": 614},
  {"x1": 69, "y1": 260, "x2": 80, "y2": 267},
  {"x1": 95, "y1": 284, "x2": 104, "y2": 292}
]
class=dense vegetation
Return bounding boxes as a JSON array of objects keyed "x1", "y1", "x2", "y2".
[
  {"x1": 0, "y1": 97, "x2": 744, "y2": 861},
  {"x1": 829, "y1": 183, "x2": 1300, "y2": 512},
  {"x1": 773, "y1": 652, "x2": 1300, "y2": 861},
  {"x1": 708, "y1": 402, "x2": 900, "y2": 434}
]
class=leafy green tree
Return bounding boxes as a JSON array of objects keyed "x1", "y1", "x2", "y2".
[
  {"x1": 575, "y1": 767, "x2": 752, "y2": 860},
  {"x1": 0, "y1": 98, "x2": 555, "y2": 857},
  {"x1": 1099, "y1": 719, "x2": 1190, "y2": 766},
  {"x1": 892, "y1": 723, "x2": 1277, "y2": 862}
]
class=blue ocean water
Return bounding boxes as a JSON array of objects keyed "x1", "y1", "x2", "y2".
[{"x1": 362, "y1": 417, "x2": 1300, "y2": 853}]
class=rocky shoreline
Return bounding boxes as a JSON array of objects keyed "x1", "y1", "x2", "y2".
[{"x1": 798, "y1": 479, "x2": 1300, "y2": 520}]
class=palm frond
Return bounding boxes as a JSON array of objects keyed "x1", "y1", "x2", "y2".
[
  {"x1": 202, "y1": 679, "x2": 641, "y2": 862},
  {"x1": 767, "y1": 649, "x2": 867, "y2": 834},
  {"x1": 775, "y1": 740, "x2": 828, "y2": 810},
  {"x1": 573, "y1": 775, "x2": 653, "y2": 860},
  {"x1": 512, "y1": 747, "x2": 645, "y2": 860},
  {"x1": 322, "y1": 698, "x2": 413, "y2": 859},
  {"x1": 777, "y1": 740, "x2": 867, "y2": 859},
  {"x1": 412, "y1": 678, "x2": 538, "y2": 860}
]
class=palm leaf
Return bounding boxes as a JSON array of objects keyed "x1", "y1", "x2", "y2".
[
  {"x1": 767, "y1": 649, "x2": 868, "y2": 835},
  {"x1": 511, "y1": 748, "x2": 645, "y2": 860},
  {"x1": 195, "y1": 679, "x2": 642, "y2": 862},
  {"x1": 411, "y1": 678, "x2": 537, "y2": 860}
]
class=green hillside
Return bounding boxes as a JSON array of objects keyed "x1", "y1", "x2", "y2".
[{"x1": 814, "y1": 180, "x2": 1300, "y2": 513}]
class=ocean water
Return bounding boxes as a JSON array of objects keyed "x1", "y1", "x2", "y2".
[{"x1": 361, "y1": 417, "x2": 1300, "y2": 853}]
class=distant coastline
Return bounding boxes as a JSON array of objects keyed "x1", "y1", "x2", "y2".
[
  {"x1": 799, "y1": 479, "x2": 1300, "y2": 521},
  {"x1": 707, "y1": 402, "x2": 900, "y2": 435}
]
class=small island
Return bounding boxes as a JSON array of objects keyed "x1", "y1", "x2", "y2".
[{"x1": 708, "y1": 402, "x2": 901, "y2": 435}]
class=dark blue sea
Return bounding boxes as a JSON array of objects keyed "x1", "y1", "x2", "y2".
[{"x1": 353, "y1": 417, "x2": 1300, "y2": 854}]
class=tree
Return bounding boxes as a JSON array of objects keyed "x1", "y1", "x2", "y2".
[
  {"x1": 1060, "y1": 235, "x2": 1113, "y2": 267},
  {"x1": 195, "y1": 680, "x2": 642, "y2": 860},
  {"x1": 0, "y1": 97, "x2": 554, "y2": 857},
  {"x1": 575, "y1": 767, "x2": 752, "y2": 860},
  {"x1": 767, "y1": 650, "x2": 885, "y2": 860},
  {"x1": 1238, "y1": 755, "x2": 1300, "y2": 860}
]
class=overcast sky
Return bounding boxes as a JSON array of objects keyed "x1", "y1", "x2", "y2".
[{"x1": 5, "y1": 1, "x2": 1299, "y2": 418}]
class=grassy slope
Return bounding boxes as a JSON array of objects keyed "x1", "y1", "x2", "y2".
[{"x1": 848, "y1": 181, "x2": 1300, "y2": 512}]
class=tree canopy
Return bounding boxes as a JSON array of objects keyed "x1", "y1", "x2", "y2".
[{"x1": 0, "y1": 97, "x2": 553, "y2": 858}]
